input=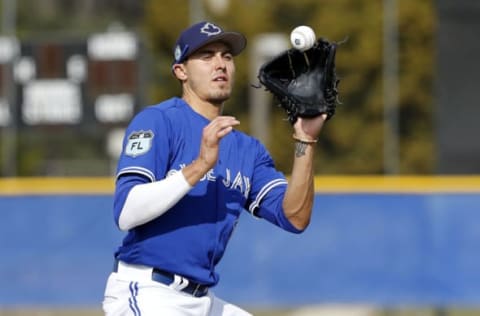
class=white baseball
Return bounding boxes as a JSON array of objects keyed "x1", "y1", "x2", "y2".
[{"x1": 290, "y1": 25, "x2": 316, "y2": 51}]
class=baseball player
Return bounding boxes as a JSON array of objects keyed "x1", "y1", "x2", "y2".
[{"x1": 102, "y1": 21, "x2": 327, "y2": 316}]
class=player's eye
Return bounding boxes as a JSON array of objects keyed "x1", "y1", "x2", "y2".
[
  {"x1": 191, "y1": 50, "x2": 211, "y2": 60},
  {"x1": 203, "y1": 53, "x2": 214, "y2": 59}
]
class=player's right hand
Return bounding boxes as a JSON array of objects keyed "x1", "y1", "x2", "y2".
[
  {"x1": 182, "y1": 116, "x2": 240, "y2": 186},
  {"x1": 198, "y1": 116, "x2": 239, "y2": 170}
]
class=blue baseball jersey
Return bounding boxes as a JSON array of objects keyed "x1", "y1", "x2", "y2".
[{"x1": 113, "y1": 97, "x2": 302, "y2": 286}]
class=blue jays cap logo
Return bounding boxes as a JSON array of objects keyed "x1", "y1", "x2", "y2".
[{"x1": 200, "y1": 22, "x2": 222, "y2": 36}]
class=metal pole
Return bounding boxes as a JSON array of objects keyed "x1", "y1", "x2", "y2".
[
  {"x1": 189, "y1": 0, "x2": 205, "y2": 24},
  {"x1": 383, "y1": 0, "x2": 399, "y2": 174},
  {"x1": 249, "y1": 34, "x2": 289, "y2": 145},
  {"x1": 1, "y1": 0, "x2": 17, "y2": 177}
]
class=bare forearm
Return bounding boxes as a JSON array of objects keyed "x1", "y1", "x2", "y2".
[
  {"x1": 182, "y1": 158, "x2": 212, "y2": 186},
  {"x1": 283, "y1": 141, "x2": 316, "y2": 230}
]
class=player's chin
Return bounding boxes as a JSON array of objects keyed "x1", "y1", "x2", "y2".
[{"x1": 208, "y1": 89, "x2": 231, "y2": 104}]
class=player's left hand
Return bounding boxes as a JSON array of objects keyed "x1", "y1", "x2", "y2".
[{"x1": 292, "y1": 113, "x2": 327, "y2": 142}]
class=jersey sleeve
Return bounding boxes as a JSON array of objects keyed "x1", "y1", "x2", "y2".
[
  {"x1": 116, "y1": 107, "x2": 171, "y2": 182},
  {"x1": 246, "y1": 140, "x2": 303, "y2": 234}
]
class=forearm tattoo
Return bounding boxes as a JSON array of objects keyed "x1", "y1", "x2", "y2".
[{"x1": 295, "y1": 141, "x2": 308, "y2": 157}]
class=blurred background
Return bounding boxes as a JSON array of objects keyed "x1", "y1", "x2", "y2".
[{"x1": 1, "y1": 0, "x2": 480, "y2": 315}]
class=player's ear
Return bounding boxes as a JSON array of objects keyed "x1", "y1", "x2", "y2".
[{"x1": 173, "y1": 64, "x2": 187, "y2": 81}]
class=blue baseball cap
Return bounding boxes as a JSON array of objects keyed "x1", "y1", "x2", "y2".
[{"x1": 173, "y1": 21, "x2": 247, "y2": 64}]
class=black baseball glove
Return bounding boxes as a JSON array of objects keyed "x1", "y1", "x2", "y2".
[{"x1": 257, "y1": 38, "x2": 340, "y2": 124}]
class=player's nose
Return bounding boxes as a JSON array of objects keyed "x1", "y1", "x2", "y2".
[{"x1": 213, "y1": 53, "x2": 226, "y2": 69}]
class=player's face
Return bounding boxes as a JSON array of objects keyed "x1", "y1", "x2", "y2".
[{"x1": 182, "y1": 42, "x2": 235, "y2": 105}]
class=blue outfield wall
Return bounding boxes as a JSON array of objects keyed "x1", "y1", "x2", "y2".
[{"x1": 1, "y1": 177, "x2": 480, "y2": 307}]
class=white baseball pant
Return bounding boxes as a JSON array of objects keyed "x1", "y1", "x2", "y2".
[{"x1": 103, "y1": 261, "x2": 252, "y2": 316}]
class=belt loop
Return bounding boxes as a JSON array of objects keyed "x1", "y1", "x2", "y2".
[{"x1": 192, "y1": 283, "x2": 203, "y2": 297}]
